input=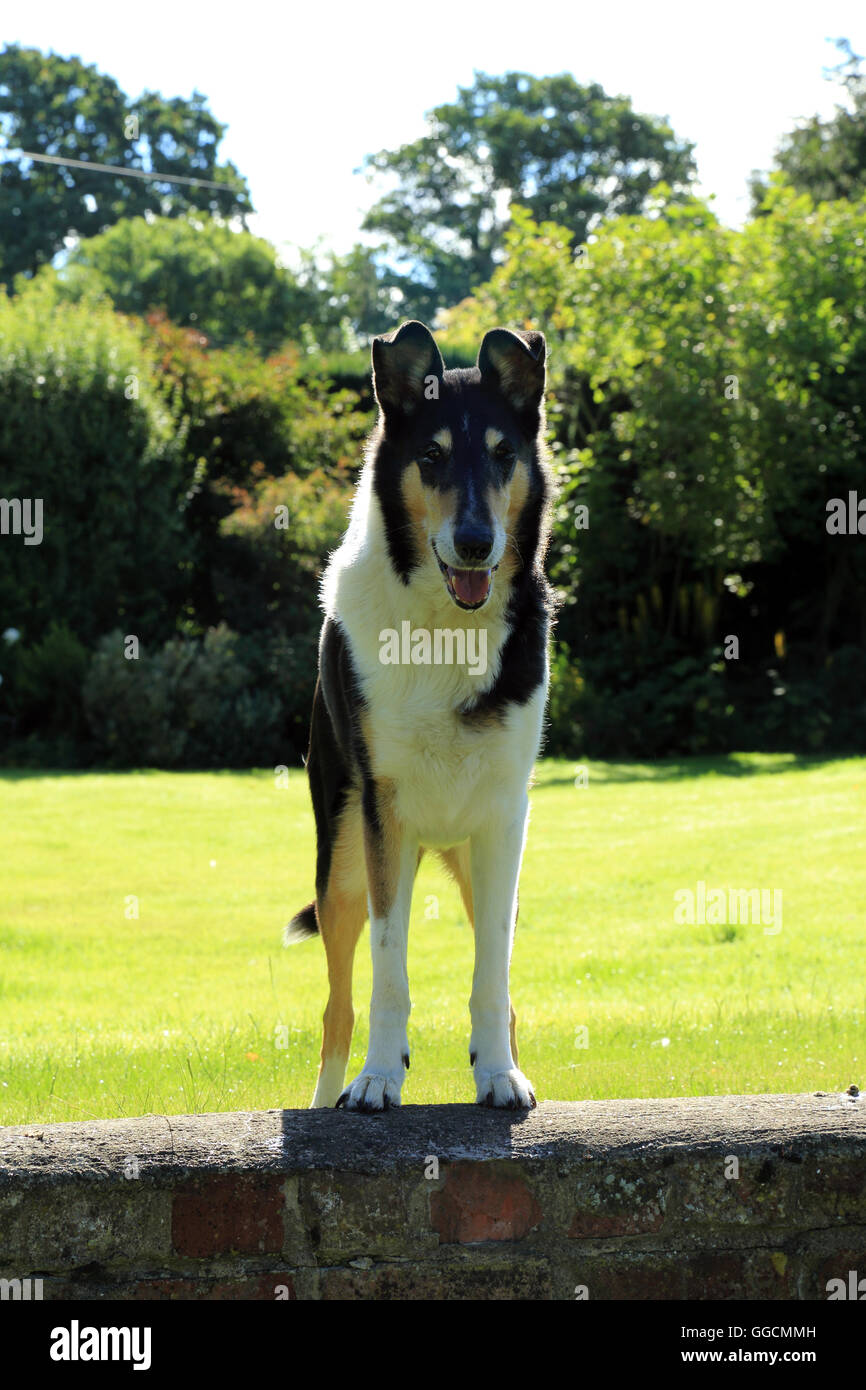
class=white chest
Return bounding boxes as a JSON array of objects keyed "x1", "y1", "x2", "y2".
[
  {"x1": 361, "y1": 653, "x2": 546, "y2": 843},
  {"x1": 322, "y1": 486, "x2": 547, "y2": 843}
]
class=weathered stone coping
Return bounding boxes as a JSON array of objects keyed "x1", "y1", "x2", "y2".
[{"x1": 1, "y1": 1093, "x2": 863, "y2": 1299}]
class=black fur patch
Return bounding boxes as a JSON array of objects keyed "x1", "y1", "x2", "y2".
[
  {"x1": 462, "y1": 571, "x2": 554, "y2": 722},
  {"x1": 307, "y1": 617, "x2": 365, "y2": 901},
  {"x1": 371, "y1": 424, "x2": 419, "y2": 585}
]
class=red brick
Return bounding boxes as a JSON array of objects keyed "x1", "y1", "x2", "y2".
[
  {"x1": 683, "y1": 1253, "x2": 758, "y2": 1301},
  {"x1": 804, "y1": 1159, "x2": 866, "y2": 1194},
  {"x1": 802, "y1": 1159, "x2": 866, "y2": 1220},
  {"x1": 568, "y1": 1204, "x2": 664, "y2": 1239},
  {"x1": 571, "y1": 1255, "x2": 683, "y2": 1300},
  {"x1": 172, "y1": 1175, "x2": 283, "y2": 1257},
  {"x1": 430, "y1": 1163, "x2": 542, "y2": 1243}
]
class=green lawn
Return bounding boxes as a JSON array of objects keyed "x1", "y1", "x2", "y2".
[{"x1": 0, "y1": 755, "x2": 863, "y2": 1126}]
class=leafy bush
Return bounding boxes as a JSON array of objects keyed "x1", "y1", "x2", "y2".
[
  {"x1": 12, "y1": 621, "x2": 89, "y2": 736},
  {"x1": 544, "y1": 645, "x2": 584, "y2": 756},
  {"x1": 0, "y1": 279, "x2": 190, "y2": 650},
  {"x1": 216, "y1": 466, "x2": 350, "y2": 628},
  {"x1": 48, "y1": 214, "x2": 315, "y2": 356},
  {"x1": 82, "y1": 625, "x2": 287, "y2": 768},
  {"x1": 6, "y1": 186, "x2": 866, "y2": 767},
  {"x1": 448, "y1": 192, "x2": 866, "y2": 757}
]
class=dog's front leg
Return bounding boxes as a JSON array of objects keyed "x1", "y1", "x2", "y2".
[
  {"x1": 469, "y1": 799, "x2": 536, "y2": 1108},
  {"x1": 337, "y1": 783, "x2": 416, "y2": 1112}
]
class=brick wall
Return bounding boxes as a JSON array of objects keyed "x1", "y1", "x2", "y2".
[{"x1": 1, "y1": 1093, "x2": 864, "y2": 1300}]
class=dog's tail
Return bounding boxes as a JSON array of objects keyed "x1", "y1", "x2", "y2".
[{"x1": 283, "y1": 901, "x2": 319, "y2": 945}]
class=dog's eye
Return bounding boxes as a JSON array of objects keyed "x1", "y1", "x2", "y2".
[
  {"x1": 423, "y1": 442, "x2": 443, "y2": 464},
  {"x1": 494, "y1": 440, "x2": 514, "y2": 462}
]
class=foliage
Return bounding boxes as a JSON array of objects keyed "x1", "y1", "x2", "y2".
[
  {"x1": 0, "y1": 283, "x2": 364, "y2": 765},
  {"x1": 0, "y1": 279, "x2": 191, "y2": 651},
  {"x1": 136, "y1": 313, "x2": 366, "y2": 634},
  {"x1": 11, "y1": 620, "x2": 88, "y2": 734},
  {"x1": 141, "y1": 312, "x2": 369, "y2": 487},
  {"x1": 362, "y1": 71, "x2": 695, "y2": 317},
  {"x1": 447, "y1": 191, "x2": 866, "y2": 755},
  {"x1": 751, "y1": 40, "x2": 866, "y2": 209},
  {"x1": 293, "y1": 242, "x2": 401, "y2": 349},
  {"x1": 734, "y1": 181, "x2": 866, "y2": 664},
  {"x1": 217, "y1": 466, "x2": 351, "y2": 631},
  {"x1": 82, "y1": 625, "x2": 285, "y2": 768},
  {"x1": 0, "y1": 44, "x2": 250, "y2": 285},
  {"x1": 49, "y1": 215, "x2": 316, "y2": 355},
  {"x1": 3, "y1": 48, "x2": 865, "y2": 766}
]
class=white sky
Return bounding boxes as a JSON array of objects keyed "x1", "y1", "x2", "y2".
[{"x1": 7, "y1": 0, "x2": 866, "y2": 262}]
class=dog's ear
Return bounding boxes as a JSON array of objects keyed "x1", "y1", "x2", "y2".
[
  {"x1": 372, "y1": 320, "x2": 445, "y2": 417},
  {"x1": 478, "y1": 328, "x2": 546, "y2": 416}
]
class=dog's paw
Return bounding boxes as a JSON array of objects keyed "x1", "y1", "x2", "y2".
[
  {"x1": 336, "y1": 1070, "x2": 403, "y2": 1112},
  {"x1": 474, "y1": 1066, "x2": 537, "y2": 1109}
]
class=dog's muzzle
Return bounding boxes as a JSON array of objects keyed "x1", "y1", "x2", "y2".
[{"x1": 432, "y1": 541, "x2": 497, "y2": 610}]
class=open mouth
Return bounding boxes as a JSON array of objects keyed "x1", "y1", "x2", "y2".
[{"x1": 432, "y1": 542, "x2": 496, "y2": 610}]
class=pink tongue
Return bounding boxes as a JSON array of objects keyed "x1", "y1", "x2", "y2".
[{"x1": 449, "y1": 568, "x2": 491, "y2": 605}]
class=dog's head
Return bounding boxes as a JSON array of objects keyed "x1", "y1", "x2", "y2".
[{"x1": 370, "y1": 320, "x2": 549, "y2": 609}]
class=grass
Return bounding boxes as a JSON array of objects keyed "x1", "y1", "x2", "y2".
[{"x1": 0, "y1": 754, "x2": 863, "y2": 1126}]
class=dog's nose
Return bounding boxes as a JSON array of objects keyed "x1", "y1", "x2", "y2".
[{"x1": 453, "y1": 525, "x2": 494, "y2": 565}]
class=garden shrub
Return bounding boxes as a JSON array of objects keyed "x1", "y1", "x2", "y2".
[{"x1": 82, "y1": 625, "x2": 286, "y2": 768}]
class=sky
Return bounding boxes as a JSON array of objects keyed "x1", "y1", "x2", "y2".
[{"x1": 6, "y1": 0, "x2": 866, "y2": 263}]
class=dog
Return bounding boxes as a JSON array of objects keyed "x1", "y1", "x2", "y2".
[{"x1": 285, "y1": 320, "x2": 554, "y2": 1111}]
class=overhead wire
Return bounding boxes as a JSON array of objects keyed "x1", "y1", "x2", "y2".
[{"x1": 0, "y1": 148, "x2": 233, "y2": 191}]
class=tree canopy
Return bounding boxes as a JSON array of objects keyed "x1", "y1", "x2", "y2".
[
  {"x1": 0, "y1": 44, "x2": 251, "y2": 285},
  {"x1": 751, "y1": 39, "x2": 866, "y2": 208},
  {"x1": 361, "y1": 70, "x2": 696, "y2": 318},
  {"x1": 53, "y1": 214, "x2": 314, "y2": 355}
]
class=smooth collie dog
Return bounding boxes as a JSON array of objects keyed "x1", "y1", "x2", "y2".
[{"x1": 285, "y1": 320, "x2": 554, "y2": 1111}]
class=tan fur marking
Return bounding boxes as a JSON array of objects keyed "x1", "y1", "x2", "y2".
[
  {"x1": 315, "y1": 790, "x2": 367, "y2": 1083},
  {"x1": 488, "y1": 457, "x2": 530, "y2": 586},
  {"x1": 510, "y1": 1002, "x2": 519, "y2": 1065},
  {"x1": 401, "y1": 462, "x2": 457, "y2": 553},
  {"x1": 505, "y1": 458, "x2": 530, "y2": 529},
  {"x1": 484, "y1": 426, "x2": 504, "y2": 453},
  {"x1": 438, "y1": 843, "x2": 473, "y2": 920},
  {"x1": 325, "y1": 784, "x2": 367, "y2": 899}
]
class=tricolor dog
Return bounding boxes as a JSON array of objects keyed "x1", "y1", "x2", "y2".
[{"x1": 285, "y1": 320, "x2": 554, "y2": 1111}]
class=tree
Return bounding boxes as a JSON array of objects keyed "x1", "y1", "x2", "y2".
[
  {"x1": 737, "y1": 182, "x2": 866, "y2": 658},
  {"x1": 307, "y1": 242, "x2": 402, "y2": 345},
  {"x1": 0, "y1": 280, "x2": 192, "y2": 648},
  {"x1": 361, "y1": 71, "x2": 696, "y2": 317},
  {"x1": 751, "y1": 39, "x2": 866, "y2": 209},
  {"x1": 0, "y1": 44, "x2": 251, "y2": 285},
  {"x1": 53, "y1": 215, "x2": 315, "y2": 354},
  {"x1": 446, "y1": 193, "x2": 866, "y2": 753}
]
